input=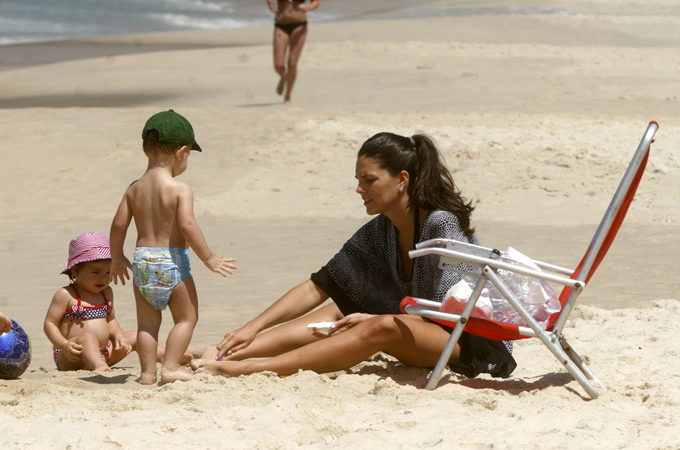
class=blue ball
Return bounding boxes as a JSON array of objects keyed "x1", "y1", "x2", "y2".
[{"x1": 0, "y1": 320, "x2": 32, "y2": 379}]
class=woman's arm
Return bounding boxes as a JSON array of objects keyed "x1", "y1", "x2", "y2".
[
  {"x1": 422, "y1": 211, "x2": 480, "y2": 302},
  {"x1": 216, "y1": 278, "x2": 329, "y2": 359},
  {"x1": 265, "y1": 0, "x2": 278, "y2": 13}
]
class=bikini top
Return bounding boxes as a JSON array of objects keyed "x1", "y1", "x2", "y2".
[{"x1": 63, "y1": 284, "x2": 112, "y2": 321}]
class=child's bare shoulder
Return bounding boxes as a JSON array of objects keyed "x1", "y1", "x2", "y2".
[
  {"x1": 51, "y1": 286, "x2": 74, "y2": 304},
  {"x1": 103, "y1": 286, "x2": 114, "y2": 301},
  {"x1": 123, "y1": 179, "x2": 141, "y2": 195},
  {"x1": 167, "y1": 178, "x2": 194, "y2": 196}
]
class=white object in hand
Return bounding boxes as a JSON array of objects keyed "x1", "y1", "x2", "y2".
[{"x1": 307, "y1": 322, "x2": 335, "y2": 332}]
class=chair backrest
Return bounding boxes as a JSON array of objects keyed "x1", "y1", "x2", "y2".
[
  {"x1": 415, "y1": 122, "x2": 658, "y2": 342},
  {"x1": 550, "y1": 121, "x2": 658, "y2": 333},
  {"x1": 402, "y1": 122, "x2": 659, "y2": 340}
]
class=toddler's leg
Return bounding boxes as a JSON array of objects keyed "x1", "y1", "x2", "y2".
[
  {"x1": 134, "y1": 285, "x2": 162, "y2": 385},
  {"x1": 58, "y1": 333, "x2": 111, "y2": 372},
  {"x1": 161, "y1": 277, "x2": 198, "y2": 383},
  {"x1": 124, "y1": 330, "x2": 188, "y2": 364}
]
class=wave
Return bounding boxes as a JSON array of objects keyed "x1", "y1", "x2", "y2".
[{"x1": 150, "y1": 13, "x2": 270, "y2": 30}]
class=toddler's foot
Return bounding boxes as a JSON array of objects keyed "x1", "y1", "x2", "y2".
[
  {"x1": 137, "y1": 371, "x2": 157, "y2": 385},
  {"x1": 161, "y1": 366, "x2": 194, "y2": 384}
]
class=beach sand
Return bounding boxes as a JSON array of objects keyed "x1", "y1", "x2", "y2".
[{"x1": 1, "y1": 1, "x2": 679, "y2": 448}]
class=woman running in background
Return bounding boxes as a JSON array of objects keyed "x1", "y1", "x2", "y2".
[{"x1": 267, "y1": 0, "x2": 320, "y2": 103}]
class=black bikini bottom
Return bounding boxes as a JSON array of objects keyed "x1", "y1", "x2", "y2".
[{"x1": 275, "y1": 21, "x2": 307, "y2": 35}]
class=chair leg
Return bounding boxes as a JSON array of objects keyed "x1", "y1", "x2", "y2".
[
  {"x1": 426, "y1": 323, "x2": 465, "y2": 390},
  {"x1": 542, "y1": 335, "x2": 601, "y2": 399},
  {"x1": 560, "y1": 336, "x2": 605, "y2": 392},
  {"x1": 425, "y1": 276, "x2": 488, "y2": 390},
  {"x1": 483, "y1": 267, "x2": 602, "y2": 398}
]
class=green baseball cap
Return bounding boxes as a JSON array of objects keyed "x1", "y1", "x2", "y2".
[{"x1": 142, "y1": 109, "x2": 202, "y2": 152}]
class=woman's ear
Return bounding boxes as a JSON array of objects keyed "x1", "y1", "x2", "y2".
[{"x1": 398, "y1": 170, "x2": 410, "y2": 189}]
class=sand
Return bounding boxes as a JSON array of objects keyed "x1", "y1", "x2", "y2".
[{"x1": 0, "y1": 1, "x2": 679, "y2": 448}]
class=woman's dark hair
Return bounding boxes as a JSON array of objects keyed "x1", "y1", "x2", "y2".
[{"x1": 357, "y1": 132, "x2": 475, "y2": 237}]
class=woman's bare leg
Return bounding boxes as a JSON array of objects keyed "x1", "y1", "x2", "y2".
[
  {"x1": 273, "y1": 27, "x2": 290, "y2": 96},
  {"x1": 222, "y1": 303, "x2": 343, "y2": 361},
  {"x1": 193, "y1": 315, "x2": 459, "y2": 376},
  {"x1": 283, "y1": 25, "x2": 308, "y2": 103}
]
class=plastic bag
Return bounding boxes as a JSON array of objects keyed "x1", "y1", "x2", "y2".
[{"x1": 440, "y1": 247, "x2": 561, "y2": 329}]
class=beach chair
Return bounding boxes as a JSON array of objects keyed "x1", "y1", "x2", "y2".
[{"x1": 400, "y1": 121, "x2": 658, "y2": 399}]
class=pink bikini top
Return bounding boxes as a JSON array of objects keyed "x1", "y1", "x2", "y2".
[{"x1": 63, "y1": 284, "x2": 112, "y2": 321}]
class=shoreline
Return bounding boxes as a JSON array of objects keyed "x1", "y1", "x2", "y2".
[
  {"x1": 3, "y1": 0, "x2": 680, "y2": 73},
  {"x1": 1, "y1": 8, "x2": 679, "y2": 116}
]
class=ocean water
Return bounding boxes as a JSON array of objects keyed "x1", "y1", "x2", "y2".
[
  {"x1": 0, "y1": 0, "x2": 568, "y2": 46},
  {"x1": 0, "y1": 0, "x2": 273, "y2": 45}
]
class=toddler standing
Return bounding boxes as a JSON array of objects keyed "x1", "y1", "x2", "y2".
[{"x1": 110, "y1": 109, "x2": 236, "y2": 384}]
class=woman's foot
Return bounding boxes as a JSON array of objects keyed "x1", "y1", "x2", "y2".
[
  {"x1": 276, "y1": 76, "x2": 286, "y2": 96},
  {"x1": 190, "y1": 358, "x2": 213, "y2": 371},
  {"x1": 190, "y1": 359, "x2": 254, "y2": 377}
]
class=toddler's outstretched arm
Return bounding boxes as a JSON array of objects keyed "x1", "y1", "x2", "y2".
[
  {"x1": 110, "y1": 188, "x2": 134, "y2": 285},
  {"x1": 110, "y1": 256, "x2": 132, "y2": 285},
  {"x1": 176, "y1": 184, "x2": 237, "y2": 277},
  {"x1": 205, "y1": 253, "x2": 238, "y2": 277}
]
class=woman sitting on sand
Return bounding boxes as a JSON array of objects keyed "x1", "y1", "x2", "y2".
[
  {"x1": 193, "y1": 132, "x2": 516, "y2": 379},
  {"x1": 267, "y1": 0, "x2": 319, "y2": 103}
]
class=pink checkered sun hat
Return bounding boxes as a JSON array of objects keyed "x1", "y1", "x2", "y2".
[{"x1": 61, "y1": 232, "x2": 111, "y2": 274}]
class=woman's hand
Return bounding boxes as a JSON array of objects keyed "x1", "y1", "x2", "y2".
[
  {"x1": 328, "y1": 313, "x2": 374, "y2": 334},
  {"x1": 215, "y1": 324, "x2": 258, "y2": 360}
]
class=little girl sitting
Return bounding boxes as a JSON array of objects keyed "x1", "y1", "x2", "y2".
[{"x1": 44, "y1": 232, "x2": 136, "y2": 372}]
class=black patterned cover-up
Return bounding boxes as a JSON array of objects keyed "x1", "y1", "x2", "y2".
[
  {"x1": 323, "y1": 209, "x2": 478, "y2": 314},
  {"x1": 311, "y1": 209, "x2": 517, "y2": 379}
]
